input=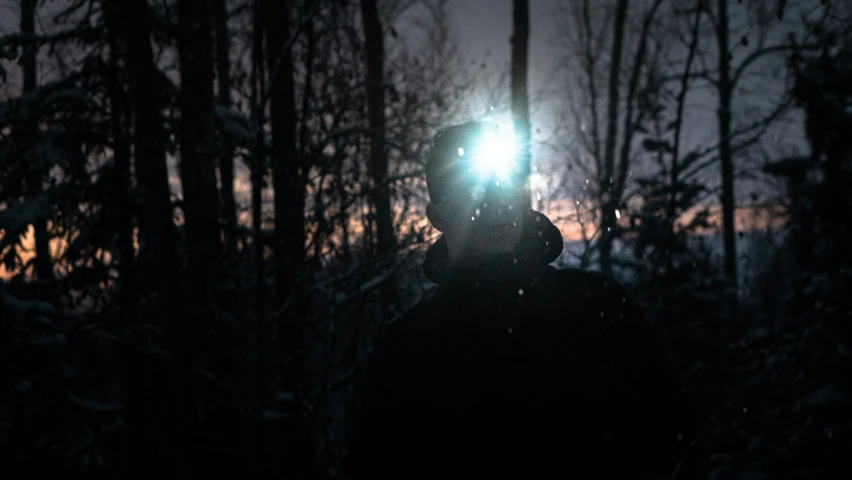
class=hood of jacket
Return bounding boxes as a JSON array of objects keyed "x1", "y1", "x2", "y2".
[{"x1": 423, "y1": 209, "x2": 564, "y2": 286}]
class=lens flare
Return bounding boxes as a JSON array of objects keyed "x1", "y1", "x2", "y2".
[{"x1": 470, "y1": 125, "x2": 517, "y2": 182}]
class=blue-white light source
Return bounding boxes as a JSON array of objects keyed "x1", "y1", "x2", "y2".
[{"x1": 468, "y1": 125, "x2": 517, "y2": 181}]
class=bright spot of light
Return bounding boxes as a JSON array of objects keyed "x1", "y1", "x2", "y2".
[
  {"x1": 615, "y1": 209, "x2": 621, "y2": 220},
  {"x1": 458, "y1": 147, "x2": 464, "y2": 156},
  {"x1": 471, "y1": 125, "x2": 517, "y2": 181}
]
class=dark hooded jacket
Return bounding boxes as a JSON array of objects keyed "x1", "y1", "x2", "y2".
[{"x1": 347, "y1": 210, "x2": 694, "y2": 479}]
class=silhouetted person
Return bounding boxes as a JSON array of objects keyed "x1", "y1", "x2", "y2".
[{"x1": 347, "y1": 122, "x2": 694, "y2": 479}]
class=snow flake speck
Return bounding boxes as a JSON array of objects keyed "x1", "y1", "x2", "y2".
[{"x1": 518, "y1": 289, "x2": 524, "y2": 296}]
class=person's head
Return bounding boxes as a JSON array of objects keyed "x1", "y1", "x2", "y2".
[{"x1": 425, "y1": 121, "x2": 527, "y2": 263}]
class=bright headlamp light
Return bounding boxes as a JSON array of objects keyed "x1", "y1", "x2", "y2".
[{"x1": 458, "y1": 125, "x2": 518, "y2": 182}]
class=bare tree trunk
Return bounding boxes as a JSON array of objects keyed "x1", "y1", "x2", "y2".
[
  {"x1": 361, "y1": 0, "x2": 396, "y2": 259},
  {"x1": 668, "y1": 4, "x2": 703, "y2": 272},
  {"x1": 599, "y1": 0, "x2": 629, "y2": 277},
  {"x1": 125, "y1": 3, "x2": 178, "y2": 276},
  {"x1": 716, "y1": 0, "x2": 738, "y2": 286},
  {"x1": 210, "y1": 1, "x2": 243, "y2": 457},
  {"x1": 265, "y1": 1, "x2": 313, "y2": 475},
  {"x1": 511, "y1": 0, "x2": 531, "y2": 210},
  {"x1": 250, "y1": 0, "x2": 271, "y2": 472},
  {"x1": 20, "y1": 0, "x2": 52, "y2": 281},
  {"x1": 104, "y1": 4, "x2": 135, "y2": 473},
  {"x1": 123, "y1": 0, "x2": 183, "y2": 473},
  {"x1": 616, "y1": 0, "x2": 663, "y2": 200},
  {"x1": 175, "y1": 0, "x2": 221, "y2": 474},
  {"x1": 215, "y1": 0, "x2": 239, "y2": 262},
  {"x1": 104, "y1": 1, "x2": 135, "y2": 314},
  {"x1": 108, "y1": 55, "x2": 135, "y2": 269},
  {"x1": 266, "y1": 1, "x2": 305, "y2": 305},
  {"x1": 178, "y1": 0, "x2": 223, "y2": 294}
]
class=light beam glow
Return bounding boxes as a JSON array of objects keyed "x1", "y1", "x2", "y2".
[{"x1": 469, "y1": 125, "x2": 518, "y2": 182}]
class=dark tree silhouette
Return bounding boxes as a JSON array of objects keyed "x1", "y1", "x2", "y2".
[
  {"x1": 263, "y1": 0, "x2": 312, "y2": 475},
  {"x1": 178, "y1": 0, "x2": 224, "y2": 292},
  {"x1": 361, "y1": 0, "x2": 397, "y2": 260},
  {"x1": 20, "y1": 0, "x2": 52, "y2": 282},
  {"x1": 511, "y1": 0, "x2": 531, "y2": 210},
  {"x1": 214, "y1": 0, "x2": 239, "y2": 262},
  {"x1": 715, "y1": 0, "x2": 738, "y2": 285}
]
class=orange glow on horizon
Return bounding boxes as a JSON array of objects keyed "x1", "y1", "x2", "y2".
[{"x1": 0, "y1": 201, "x2": 788, "y2": 281}]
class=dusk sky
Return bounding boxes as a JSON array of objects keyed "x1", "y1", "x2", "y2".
[
  {"x1": 0, "y1": 0, "x2": 816, "y2": 222},
  {"x1": 0, "y1": 0, "x2": 817, "y2": 281},
  {"x1": 437, "y1": 0, "x2": 810, "y2": 205},
  {"x1": 0, "y1": 0, "x2": 810, "y2": 174}
]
